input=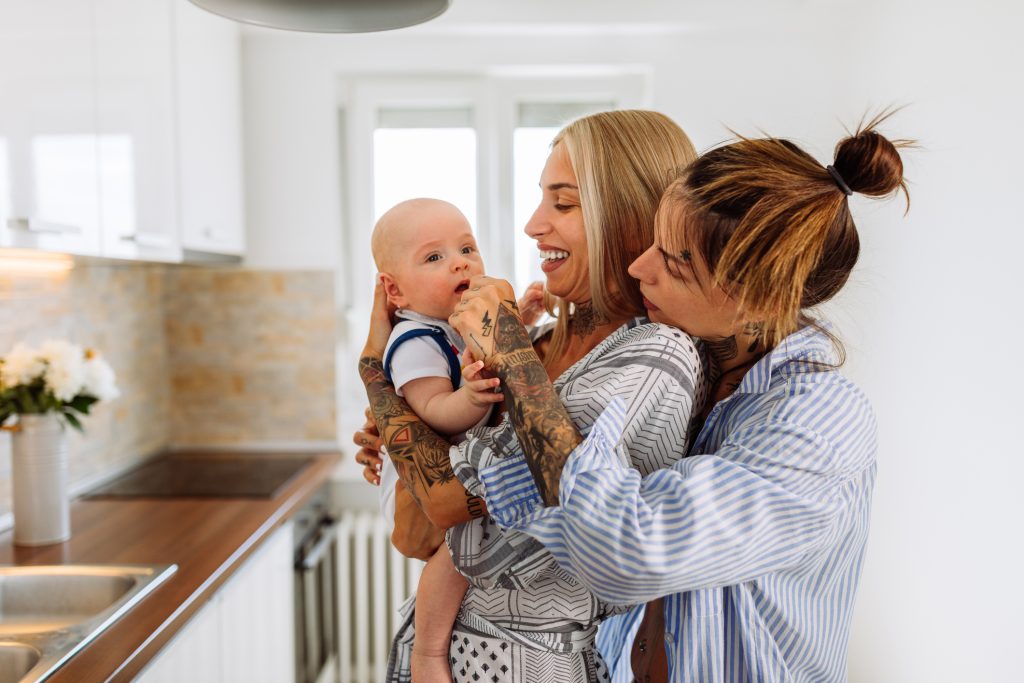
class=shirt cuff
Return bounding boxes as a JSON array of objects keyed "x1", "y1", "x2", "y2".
[
  {"x1": 478, "y1": 455, "x2": 542, "y2": 526},
  {"x1": 479, "y1": 397, "x2": 629, "y2": 527},
  {"x1": 560, "y1": 396, "x2": 628, "y2": 503}
]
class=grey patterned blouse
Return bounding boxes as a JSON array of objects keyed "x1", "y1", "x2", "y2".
[{"x1": 386, "y1": 319, "x2": 707, "y2": 683}]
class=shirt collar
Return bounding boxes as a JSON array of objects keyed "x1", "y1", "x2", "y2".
[
  {"x1": 734, "y1": 324, "x2": 839, "y2": 395},
  {"x1": 395, "y1": 309, "x2": 465, "y2": 353}
]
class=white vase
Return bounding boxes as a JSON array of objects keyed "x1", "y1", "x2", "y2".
[{"x1": 11, "y1": 413, "x2": 71, "y2": 546}]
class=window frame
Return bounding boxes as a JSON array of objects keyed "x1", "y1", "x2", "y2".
[{"x1": 339, "y1": 72, "x2": 646, "y2": 313}]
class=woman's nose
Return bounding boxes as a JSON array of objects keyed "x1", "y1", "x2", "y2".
[
  {"x1": 628, "y1": 245, "x2": 656, "y2": 282},
  {"x1": 524, "y1": 206, "x2": 548, "y2": 238}
]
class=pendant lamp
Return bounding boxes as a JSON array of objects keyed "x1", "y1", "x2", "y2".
[{"x1": 188, "y1": 0, "x2": 452, "y2": 33}]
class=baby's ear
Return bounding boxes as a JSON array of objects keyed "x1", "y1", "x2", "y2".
[{"x1": 379, "y1": 272, "x2": 407, "y2": 308}]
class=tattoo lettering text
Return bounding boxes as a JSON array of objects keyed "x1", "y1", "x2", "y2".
[{"x1": 490, "y1": 302, "x2": 582, "y2": 506}]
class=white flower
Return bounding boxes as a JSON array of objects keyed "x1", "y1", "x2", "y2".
[
  {"x1": 0, "y1": 343, "x2": 46, "y2": 387},
  {"x1": 38, "y1": 339, "x2": 86, "y2": 402},
  {"x1": 82, "y1": 354, "x2": 119, "y2": 401}
]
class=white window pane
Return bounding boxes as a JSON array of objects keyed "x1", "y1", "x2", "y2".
[
  {"x1": 372, "y1": 128, "x2": 477, "y2": 231},
  {"x1": 518, "y1": 102, "x2": 614, "y2": 129},
  {"x1": 513, "y1": 127, "x2": 558, "y2": 294},
  {"x1": 378, "y1": 108, "x2": 472, "y2": 129}
]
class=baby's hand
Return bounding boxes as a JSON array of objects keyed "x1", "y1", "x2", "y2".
[
  {"x1": 517, "y1": 281, "x2": 545, "y2": 326},
  {"x1": 460, "y1": 360, "x2": 504, "y2": 407}
]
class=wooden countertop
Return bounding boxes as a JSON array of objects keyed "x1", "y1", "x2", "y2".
[{"x1": 0, "y1": 451, "x2": 340, "y2": 682}]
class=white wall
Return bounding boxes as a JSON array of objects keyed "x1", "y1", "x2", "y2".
[{"x1": 239, "y1": 1, "x2": 1024, "y2": 679}]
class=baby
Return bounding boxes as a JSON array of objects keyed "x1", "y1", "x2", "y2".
[{"x1": 371, "y1": 198, "x2": 504, "y2": 683}]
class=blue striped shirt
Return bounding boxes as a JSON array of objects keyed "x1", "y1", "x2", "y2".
[{"x1": 479, "y1": 325, "x2": 877, "y2": 682}]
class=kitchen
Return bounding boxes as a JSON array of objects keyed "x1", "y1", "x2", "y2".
[{"x1": 0, "y1": 0, "x2": 1021, "y2": 681}]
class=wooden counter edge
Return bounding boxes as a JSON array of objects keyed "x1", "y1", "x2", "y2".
[{"x1": 45, "y1": 452, "x2": 340, "y2": 683}]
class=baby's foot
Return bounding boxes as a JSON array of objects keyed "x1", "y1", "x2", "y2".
[{"x1": 411, "y1": 651, "x2": 453, "y2": 683}]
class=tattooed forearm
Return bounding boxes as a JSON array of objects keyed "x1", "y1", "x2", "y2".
[
  {"x1": 358, "y1": 357, "x2": 484, "y2": 518},
  {"x1": 489, "y1": 302, "x2": 582, "y2": 506}
]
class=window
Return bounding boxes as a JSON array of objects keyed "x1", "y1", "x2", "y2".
[
  {"x1": 343, "y1": 76, "x2": 643, "y2": 305},
  {"x1": 337, "y1": 75, "x2": 645, "y2": 433},
  {"x1": 373, "y1": 107, "x2": 477, "y2": 225}
]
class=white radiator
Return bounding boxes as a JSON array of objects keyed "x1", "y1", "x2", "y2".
[{"x1": 336, "y1": 511, "x2": 422, "y2": 683}]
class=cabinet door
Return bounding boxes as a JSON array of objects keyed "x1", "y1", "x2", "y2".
[
  {"x1": 94, "y1": 0, "x2": 182, "y2": 262},
  {"x1": 220, "y1": 522, "x2": 296, "y2": 682},
  {"x1": 174, "y1": 0, "x2": 246, "y2": 256},
  {"x1": 0, "y1": 1, "x2": 101, "y2": 256},
  {"x1": 136, "y1": 595, "x2": 224, "y2": 683}
]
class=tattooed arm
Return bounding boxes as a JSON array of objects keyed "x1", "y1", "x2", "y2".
[
  {"x1": 359, "y1": 280, "x2": 486, "y2": 529},
  {"x1": 450, "y1": 276, "x2": 582, "y2": 507}
]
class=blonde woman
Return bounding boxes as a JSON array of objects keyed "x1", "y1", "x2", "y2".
[{"x1": 357, "y1": 110, "x2": 707, "y2": 682}]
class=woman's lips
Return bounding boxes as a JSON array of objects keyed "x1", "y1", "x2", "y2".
[{"x1": 642, "y1": 296, "x2": 659, "y2": 312}]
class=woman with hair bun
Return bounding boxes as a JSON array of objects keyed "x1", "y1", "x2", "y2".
[{"x1": 450, "y1": 113, "x2": 910, "y2": 682}]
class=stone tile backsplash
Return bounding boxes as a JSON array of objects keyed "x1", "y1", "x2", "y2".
[
  {"x1": 0, "y1": 263, "x2": 336, "y2": 519},
  {"x1": 163, "y1": 269, "x2": 336, "y2": 445}
]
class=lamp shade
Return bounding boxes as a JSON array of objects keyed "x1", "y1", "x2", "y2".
[{"x1": 188, "y1": 0, "x2": 452, "y2": 33}]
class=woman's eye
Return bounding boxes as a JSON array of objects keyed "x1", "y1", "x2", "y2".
[
  {"x1": 426, "y1": 254, "x2": 441, "y2": 263},
  {"x1": 554, "y1": 203, "x2": 573, "y2": 212},
  {"x1": 658, "y1": 248, "x2": 687, "y2": 280}
]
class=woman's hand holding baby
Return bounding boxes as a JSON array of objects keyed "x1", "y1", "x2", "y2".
[{"x1": 361, "y1": 276, "x2": 397, "y2": 361}]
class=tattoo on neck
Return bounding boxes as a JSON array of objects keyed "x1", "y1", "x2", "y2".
[
  {"x1": 570, "y1": 301, "x2": 604, "y2": 339},
  {"x1": 743, "y1": 321, "x2": 764, "y2": 353},
  {"x1": 705, "y1": 335, "x2": 738, "y2": 362}
]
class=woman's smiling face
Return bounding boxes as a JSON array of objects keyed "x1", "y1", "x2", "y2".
[{"x1": 523, "y1": 144, "x2": 591, "y2": 304}]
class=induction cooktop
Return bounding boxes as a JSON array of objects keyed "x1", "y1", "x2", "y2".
[{"x1": 85, "y1": 452, "x2": 314, "y2": 499}]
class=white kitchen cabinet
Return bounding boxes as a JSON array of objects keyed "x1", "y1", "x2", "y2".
[
  {"x1": 94, "y1": 0, "x2": 182, "y2": 262},
  {"x1": 0, "y1": 1, "x2": 102, "y2": 256},
  {"x1": 137, "y1": 593, "x2": 224, "y2": 683},
  {"x1": 220, "y1": 518, "x2": 296, "y2": 682},
  {"x1": 0, "y1": 0, "x2": 245, "y2": 263},
  {"x1": 137, "y1": 521, "x2": 295, "y2": 683},
  {"x1": 174, "y1": 0, "x2": 246, "y2": 257}
]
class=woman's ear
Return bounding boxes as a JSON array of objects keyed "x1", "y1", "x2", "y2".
[{"x1": 379, "y1": 272, "x2": 407, "y2": 308}]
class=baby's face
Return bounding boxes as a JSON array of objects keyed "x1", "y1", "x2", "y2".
[{"x1": 385, "y1": 209, "x2": 485, "y2": 320}]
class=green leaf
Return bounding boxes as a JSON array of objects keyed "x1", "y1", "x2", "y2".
[
  {"x1": 69, "y1": 395, "x2": 98, "y2": 413},
  {"x1": 17, "y1": 386, "x2": 39, "y2": 414},
  {"x1": 63, "y1": 411, "x2": 84, "y2": 432}
]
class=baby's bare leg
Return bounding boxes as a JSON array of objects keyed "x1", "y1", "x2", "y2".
[{"x1": 412, "y1": 546, "x2": 469, "y2": 683}]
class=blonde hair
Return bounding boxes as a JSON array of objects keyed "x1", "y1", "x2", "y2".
[{"x1": 544, "y1": 110, "x2": 697, "y2": 363}]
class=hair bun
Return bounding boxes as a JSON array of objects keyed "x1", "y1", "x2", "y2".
[{"x1": 831, "y1": 113, "x2": 910, "y2": 203}]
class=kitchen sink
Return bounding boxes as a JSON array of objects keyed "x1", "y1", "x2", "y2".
[
  {"x1": 0, "y1": 569, "x2": 137, "y2": 635},
  {"x1": 0, "y1": 565, "x2": 176, "y2": 683},
  {"x1": 0, "y1": 644, "x2": 40, "y2": 683}
]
